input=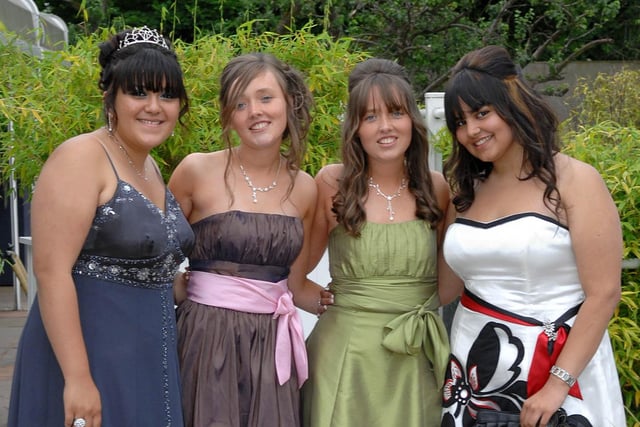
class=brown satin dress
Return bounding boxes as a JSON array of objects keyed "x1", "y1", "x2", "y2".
[{"x1": 177, "y1": 210, "x2": 304, "y2": 427}]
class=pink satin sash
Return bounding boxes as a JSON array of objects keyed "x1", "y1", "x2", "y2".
[{"x1": 187, "y1": 270, "x2": 308, "y2": 388}]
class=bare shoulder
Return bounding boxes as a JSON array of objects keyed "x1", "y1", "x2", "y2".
[
  {"x1": 175, "y1": 150, "x2": 226, "y2": 173},
  {"x1": 33, "y1": 131, "x2": 115, "y2": 206},
  {"x1": 555, "y1": 153, "x2": 613, "y2": 213},
  {"x1": 294, "y1": 168, "x2": 317, "y2": 190},
  {"x1": 315, "y1": 163, "x2": 343, "y2": 190},
  {"x1": 41, "y1": 131, "x2": 109, "y2": 177},
  {"x1": 429, "y1": 170, "x2": 451, "y2": 215},
  {"x1": 170, "y1": 150, "x2": 226, "y2": 187},
  {"x1": 292, "y1": 168, "x2": 318, "y2": 207},
  {"x1": 49, "y1": 131, "x2": 104, "y2": 159},
  {"x1": 555, "y1": 153, "x2": 606, "y2": 191},
  {"x1": 429, "y1": 170, "x2": 448, "y2": 192}
]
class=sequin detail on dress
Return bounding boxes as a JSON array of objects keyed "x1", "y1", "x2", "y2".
[{"x1": 73, "y1": 182, "x2": 187, "y2": 289}]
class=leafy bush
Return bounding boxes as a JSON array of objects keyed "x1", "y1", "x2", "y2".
[
  {"x1": 567, "y1": 69, "x2": 640, "y2": 130},
  {"x1": 566, "y1": 77, "x2": 640, "y2": 426},
  {"x1": 563, "y1": 123, "x2": 640, "y2": 425},
  {"x1": 0, "y1": 23, "x2": 366, "y2": 196}
]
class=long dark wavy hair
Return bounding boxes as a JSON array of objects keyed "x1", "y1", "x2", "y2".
[
  {"x1": 333, "y1": 58, "x2": 442, "y2": 236},
  {"x1": 218, "y1": 52, "x2": 314, "y2": 202},
  {"x1": 443, "y1": 45, "x2": 561, "y2": 214},
  {"x1": 98, "y1": 28, "x2": 189, "y2": 127}
]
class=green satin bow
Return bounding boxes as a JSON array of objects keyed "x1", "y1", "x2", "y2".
[{"x1": 381, "y1": 293, "x2": 450, "y2": 389}]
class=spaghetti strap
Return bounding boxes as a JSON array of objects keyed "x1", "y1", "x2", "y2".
[
  {"x1": 149, "y1": 158, "x2": 164, "y2": 181},
  {"x1": 96, "y1": 139, "x2": 120, "y2": 180}
]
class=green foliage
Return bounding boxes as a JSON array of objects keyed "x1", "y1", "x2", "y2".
[
  {"x1": 0, "y1": 31, "x2": 102, "y2": 196},
  {"x1": 563, "y1": 123, "x2": 640, "y2": 425},
  {"x1": 0, "y1": 24, "x2": 366, "y2": 197},
  {"x1": 567, "y1": 69, "x2": 640, "y2": 130},
  {"x1": 35, "y1": 0, "x2": 636, "y2": 98}
]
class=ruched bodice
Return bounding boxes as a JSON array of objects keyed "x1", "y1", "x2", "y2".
[
  {"x1": 188, "y1": 210, "x2": 303, "y2": 282},
  {"x1": 328, "y1": 220, "x2": 438, "y2": 311},
  {"x1": 303, "y1": 220, "x2": 447, "y2": 427},
  {"x1": 330, "y1": 220, "x2": 437, "y2": 278}
]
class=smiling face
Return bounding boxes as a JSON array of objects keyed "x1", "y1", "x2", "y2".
[
  {"x1": 112, "y1": 86, "x2": 180, "y2": 151},
  {"x1": 454, "y1": 100, "x2": 520, "y2": 165},
  {"x1": 356, "y1": 87, "x2": 413, "y2": 164},
  {"x1": 229, "y1": 70, "x2": 288, "y2": 150}
]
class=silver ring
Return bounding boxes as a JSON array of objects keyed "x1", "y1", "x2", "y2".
[{"x1": 73, "y1": 418, "x2": 87, "y2": 427}]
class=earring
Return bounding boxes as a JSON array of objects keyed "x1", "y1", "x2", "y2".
[{"x1": 107, "y1": 113, "x2": 113, "y2": 133}]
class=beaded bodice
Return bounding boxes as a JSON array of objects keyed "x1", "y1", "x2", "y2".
[{"x1": 72, "y1": 180, "x2": 194, "y2": 289}]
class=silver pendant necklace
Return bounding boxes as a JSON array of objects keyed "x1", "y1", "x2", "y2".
[
  {"x1": 239, "y1": 159, "x2": 282, "y2": 203},
  {"x1": 106, "y1": 129, "x2": 149, "y2": 181},
  {"x1": 368, "y1": 176, "x2": 407, "y2": 221}
]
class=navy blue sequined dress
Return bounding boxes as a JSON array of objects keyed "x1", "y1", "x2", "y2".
[{"x1": 8, "y1": 176, "x2": 194, "y2": 427}]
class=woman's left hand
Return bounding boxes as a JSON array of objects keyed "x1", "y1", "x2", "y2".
[
  {"x1": 519, "y1": 380, "x2": 567, "y2": 427},
  {"x1": 316, "y1": 287, "x2": 334, "y2": 317}
]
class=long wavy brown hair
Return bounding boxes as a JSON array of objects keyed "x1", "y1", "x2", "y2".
[
  {"x1": 443, "y1": 45, "x2": 561, "y2": 214},
  {"x1": 333, "y1": 58, "x2": 443, "y2": 236},
  {"x1": 218, "y1": 52, "x2": 314, "y2": 203}
]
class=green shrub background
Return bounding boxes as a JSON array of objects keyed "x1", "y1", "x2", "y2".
[
  {"x1": 0, "y1": 23, "x2": 366, "y2": 194},
  {"x1": 1, "y1": 26, "x2": 638, "y2": 426}
]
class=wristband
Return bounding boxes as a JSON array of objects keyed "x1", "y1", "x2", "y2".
[{"x1": 550, "y1": 365, "x2": 576, "y2": 387}]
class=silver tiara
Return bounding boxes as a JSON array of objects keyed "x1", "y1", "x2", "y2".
[{"x1": 118, "y1": 26, "x2": 169, "y2": 50}]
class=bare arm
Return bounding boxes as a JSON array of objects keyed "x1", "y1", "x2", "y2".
[
  {"x1": 167, "y1": 154, "x2": 199, "y2": 305},
  {"x1": 167, "y1": 153, "x2": 197, "y2": 221},
  {"x1": 287, "y1": 171, "x2": 331, "y2": 314},
  {"x1": 437, "y1": 198, "x2": 465, "y2": 306},
  {"x1": 32, "y1": 135, "x2": 110, "y2": 427},
  {"x1": 521, "y1": 157, "x2": 622, "y2": 424},
  {"x1": 306, "y1": 165, "x2": 341, "y2": 272},
  {"x1": 289, "y1": 165, "x2": 344, "y2": 314}
]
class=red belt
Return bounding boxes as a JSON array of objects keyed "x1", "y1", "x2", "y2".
[{"x1": 461, "y1": 289, "x2": 583, "y2": 399}]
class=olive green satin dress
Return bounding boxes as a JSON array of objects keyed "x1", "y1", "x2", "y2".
[{"x1": 302, "y1": 220, "x2": 449, "y2": 427}]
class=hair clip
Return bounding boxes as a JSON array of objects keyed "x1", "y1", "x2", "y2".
[{"x1": 118, "y1": 26, "x2": 169, "y2": 51}]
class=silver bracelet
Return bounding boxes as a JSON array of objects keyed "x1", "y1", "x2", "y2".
[{"x1": 550, "y1": 365, "x2": 577, "y2": 387}]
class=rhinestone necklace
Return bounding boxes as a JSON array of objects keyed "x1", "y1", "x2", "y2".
[
  {"x1": 106, "y1": 129, "x2": 149, "y2": 181},
  {"x1": 239, "y1": 159, "x2": 282, "y2": 203},
  {"x1": 368, "y1": 176, "x2": 407, "y2": 221}
]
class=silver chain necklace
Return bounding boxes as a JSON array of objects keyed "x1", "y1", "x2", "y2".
[
  {"x1": 368, "y1": 176, "x2": 407, "y2": 221},
  {"x1": 239, "y1": 159, "x2": 282, "y2": 203},
  {"x1": 107, "y1": 129, "x2": 149, "y2": 181}
]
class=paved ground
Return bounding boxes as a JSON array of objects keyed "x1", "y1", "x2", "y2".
[{"x1": 0, "y1": 286, "x2": 28, "y2": 427}]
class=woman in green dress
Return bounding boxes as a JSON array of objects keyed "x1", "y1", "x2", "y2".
[{"x1": 301, "y1": 58, "x2": 450, "y2": 426}]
